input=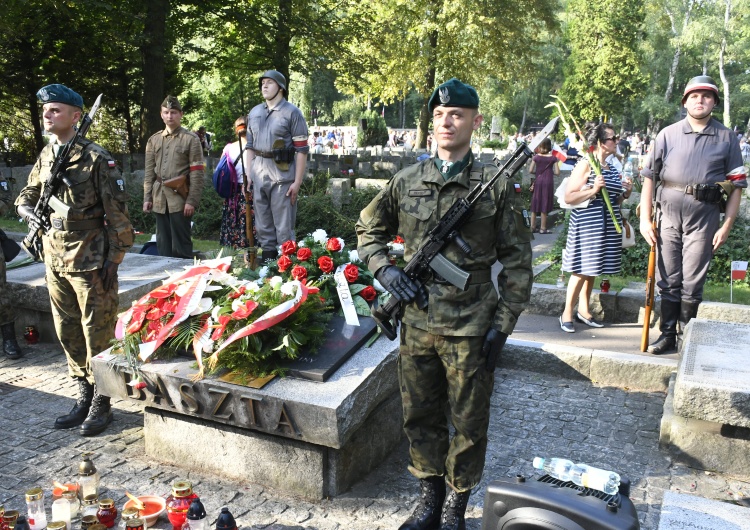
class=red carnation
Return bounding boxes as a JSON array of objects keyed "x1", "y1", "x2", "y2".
[
  {"x1": 297, "y1": 247, "x2": 312, "y2": 261},
  {"x1": 343, "y1": 263, "x2": 359, "y2": 283},
  {"x1": 393, "y1": 235, "x2": 405, "y2": 244},
  {"x1": 318, "y1": 256, "x2": 334, "y2": 273},
  {"x1": 360, "y1": 285, "x2": 377, "y2": 302},
  {"x1": 291, "y1": 265, "x2": 308, "y2": 281},
  {"x1": 277, "y1": 255, "x2": 293, "y2": 272},
  {"x1": 280, "y1": 240, "x2": 298, "y2": 256},
  {"x1": 326, "y1": 238, "x2": 342, "y2": 252}
]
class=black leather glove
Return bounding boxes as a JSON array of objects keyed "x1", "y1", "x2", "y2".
[
  {"x1": 17, "y1": 204, "x2": 43, "y2": 233},
  {"x1": 482, "y1": 328, "x2": 508, "y2": 372},
  {"x1": 100, "y1": 260, "x2": 119, "y2": 291},
  {"x1": 376, "y1": 265, "x2": 421, "y2": 303}
]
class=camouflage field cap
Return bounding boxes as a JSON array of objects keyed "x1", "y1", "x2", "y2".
[
  {"x1": 161, "y1": 95, "x2": 182, "y2": 110},
  {"x1": 36, "y1": 84, "x2": 84, "y2": 109},
  {"x1": 427, "y1": 78, "x2": 479, "y2": 113}
]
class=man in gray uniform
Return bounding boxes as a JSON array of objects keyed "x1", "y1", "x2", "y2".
[
  {"x1": 640, "y1": 75, "x2": 746, "y2": 354},
  {"x1": 243, "y1": 70, "x2": 309, "y2": 261}
]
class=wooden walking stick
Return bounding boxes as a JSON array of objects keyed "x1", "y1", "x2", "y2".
[{"x1": 238, "y1": 132, "x2": 257, "y2": 269}]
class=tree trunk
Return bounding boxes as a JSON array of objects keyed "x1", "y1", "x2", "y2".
[
  {"x1": 28, "y1": 90, "x2": 43, "y2": 154},
  {"x1": 519, "y1": 99, "x2": 528, "y2": 135},
  {"x1": 719, "y1": 0, "x2": 731, "y2": 127},
  {"x1": 417, "y1": 29, "x2": 438, "y2": 149},
  {"x1": 139, "y1": 0, "x2": 169, "y2": 151},
  {"x1": 273, "y1": 0, "x2": 292, "y2": 88}
]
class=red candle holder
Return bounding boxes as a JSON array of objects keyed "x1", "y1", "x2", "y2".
[
  {"x1": 600, "y1": 279, "x2": 611, "y2": 293},
  {"x1": 24, "y1": 326, "x2": 39, "y2": 344},
  {"x1": 166, "y1": 481, "x2": 199, "y2": 530}
]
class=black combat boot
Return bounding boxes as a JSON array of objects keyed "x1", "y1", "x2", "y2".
[
  {"x1": 398, "y1": 477, "x2": 446, "y2": 530},
  {"x1": 647, "y1": 300, "x2": 680, "y2": 354},
  {"x1": 439, "y1": 488, "x2": 471, "y2": 530},
  {"x1": 1, "y1": 322, "x2": 23, "y2": 359},
  {"x1": 677, "y1": 300, "x2": 700, "y2": 350},
  {"x1": 80, "y1": 390, "x2": 113, "y2": 436},
  {"x1": 55, "y1": 377, "x2": 94, "y2": 429},
  {"x1": 261, "y1": 249, "x2": 279, "y2": 261}
]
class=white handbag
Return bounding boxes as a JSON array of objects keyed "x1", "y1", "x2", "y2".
[
  {"x1": 555, "y1": 177, "x2": 590, "y2": 209},
  {"x1": 621, "y1": 218, "x2": 636, "y2": 248}
]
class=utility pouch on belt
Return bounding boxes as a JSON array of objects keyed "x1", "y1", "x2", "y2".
[
  {"x1": 693, "y1": 183, "x2": 723, "y2": 204},
  {"x1": 272, "y1": 139, "x2": 294, "y2": 170}
]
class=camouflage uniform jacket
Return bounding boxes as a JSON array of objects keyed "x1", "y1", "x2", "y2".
[
  {"x1": 356, "y1": 155, "x2": 533, "y2": 337},
  {"x1": 144, "y1": 126, "x2": 205, "y2": 213},
  {"x1": 0, "y1": 173, "x2": 12, "y2": 216},
  {"x1": 16, "y1": 140, "x2": 134, "y2": 272}
]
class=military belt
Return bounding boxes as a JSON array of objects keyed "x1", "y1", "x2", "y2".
[
  {"x1": 432, "y1": 268, "x2": 492, "y2": 286},
  {"x1": 251, "y1": 149, "x2": 275, "y2": 158},
  {"x1": 50, "y1": 218, "x2": 104, "y2": 231},
  {"x1": 661, "y1": 180, "x2": 698, "y2": 195}
]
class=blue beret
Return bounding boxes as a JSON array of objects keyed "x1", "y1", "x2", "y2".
[
  {"x1": 427, "y1": 78, "x2": 479, "y2": 113},
  {"x1": 37, "y1": 84, "x2": 84, "y2": 109}
]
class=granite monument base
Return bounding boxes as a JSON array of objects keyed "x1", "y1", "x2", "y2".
[{"x1": 92, "y1": 333, "x2": 403, "y2": 499}]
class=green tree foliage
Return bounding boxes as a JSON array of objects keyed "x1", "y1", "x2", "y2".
[
  {"x1": 560, "y1": 0, "x2": 646, "y2": 120},
  {"x1": 357, "y1": 110, "x2": 388, "y2": 147}
]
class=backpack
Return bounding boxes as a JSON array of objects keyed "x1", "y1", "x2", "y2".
[{"x1": 212, "y1": 147, "x2": 240, "y2": 199}]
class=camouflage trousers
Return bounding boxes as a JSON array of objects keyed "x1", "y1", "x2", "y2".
[
  {"x1": 398, "y1": 324, "x2": 495, "y2": 492},
  {"x1": 48, "y1": 269, "x2": 119, "y2": 383},
  {"x1": 0, "y1": 252, "x2": 14, "y2": 325}
]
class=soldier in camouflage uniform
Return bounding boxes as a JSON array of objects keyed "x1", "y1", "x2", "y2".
[
  {"x1": 356, "y1": 79, "x2": 532, "y2": 530},
  {"x1": 16, "y1": 84, "x2": 134, "y2": 436},
  {"x1": 0, "y1": 173, "x2": 23, "y2": 359}
]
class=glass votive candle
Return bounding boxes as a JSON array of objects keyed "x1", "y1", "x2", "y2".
[
  {"x1": 96, "y1": 500, "x2": 117, "y2": 529},
  {"x1": 81, "y1": 516, "x2": 99, "y2": 530},
  {"x1": 51, "y1": 499, "x2": 71, "y2": 530},
  {"x1": 62, "y1": 491, "x2": 80, "y2": 519},
  {"x1": 81, "y1": 496, "x2": 99, "y2": 519}
]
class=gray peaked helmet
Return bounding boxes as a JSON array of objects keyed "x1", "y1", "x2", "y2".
[
  {"x1": 682, "y1": 75, "x2": 720, "y2": 105},
  {"x1": 259, "y1": 70, "x2": 287, "y2": 92}
]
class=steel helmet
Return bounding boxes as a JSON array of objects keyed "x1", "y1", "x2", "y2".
[
  {"x1": 259, "y1": 70, "x2": 287, "y2": 92},
  {"x1": 682, "y1": 75, "x2": 720, "y2": 104}
]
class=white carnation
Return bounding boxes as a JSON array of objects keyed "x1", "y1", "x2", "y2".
[
  {"x1": 257, "y1": 266, "x2": 269, "y2": 279},
  {"x1": 348, "y1": 249, "x2": 360, "y2": 263},
  {"x1": 312, "y1": 229, "x2": 328, "y2": 244},
  {"x1": 270, "y1": 276, "x2": 283, "y2": 289}
]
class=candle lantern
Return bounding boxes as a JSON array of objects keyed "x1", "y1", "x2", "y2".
[
  {"x1": 61, "y1": 491, "x2": 80, "y2": 519},
  {"x1": 77, "y1": 454, "x2": 100, "y2": 500},
  {"x1": 600, "y1": 278, "x2": 611, "y2": 293},
  {"x1": 165, "y1": 481, "x2": 198, "y2": 530},
  {"x1": 25, "y1": 487, "x2": 47, "y2": 530},
  {"x1": 214, "y1": 508, "x2": 236, "y2": 530},
  {"x1": 119, "y1": 508, "x2": 141, "y2": 530},
  {"x1": 181, "y1": 499, "x2": 207, "y2": 530},
  {"x1": 96, "y1": 499, "x2": 117, "y2": 529},
  {"x1": 3, "y1": 510, "x2": 19, "y2": 530},
  {"x1": 81, "y1": 496, "x2": 100, "y2": 519},
  {"x1": 81, "y1": 516, "x2": 99, "y2": 530},
  {"x1": 23, "y1": 326, "x2": 39, "y2": 344}
]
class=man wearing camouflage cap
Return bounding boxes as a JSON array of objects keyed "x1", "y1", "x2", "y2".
[
  {"x1": 143, "y1": 95, "x2": 205, "y2": 259},
  {"x1": 356, "y1": 78, "x2": 532, "y2": 530},
  {"x1": 640, "y1": 75, "x2": 747, "y2": 354},
  {"x1": 16, "y1": 84, "x2": 134, "y2": 435},
  {"x1": 243, "y1": 70, "x2": 309, "y2": 262}
]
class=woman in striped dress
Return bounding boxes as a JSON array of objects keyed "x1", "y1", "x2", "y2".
[{"x1": 559, "y1": 123, "x2": 633, "y2": 332}]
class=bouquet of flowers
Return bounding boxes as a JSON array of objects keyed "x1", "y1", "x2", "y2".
[
  {"x1": 112, "y1": 257, "x2": 330, "y2": 382},
  {"x1": 547, "y1": 96, "x2": 621, "y2": 233},
  {"x1": 256, "y1": 229, "x2": 386, "y2": 318}
]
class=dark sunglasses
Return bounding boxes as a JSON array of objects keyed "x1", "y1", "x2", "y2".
[{"x1": 603, "y1": 136, "x2": 618, "y2": 142}]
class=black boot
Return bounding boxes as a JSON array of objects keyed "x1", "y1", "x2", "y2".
[
  {"x1": 439, "y1": 488, "x2": 471, "y2": 530},
  {"x1": 261, "y1": 249, "x2": 278, "y2": 261},
  {"x1": 80, "y1": 390, "x2": 113, "y2": 436},
  {"x1": 1, "y1": 322, "x2": 23, "y2": 359},
  {"x1": 647, "y1": 300, "x2": 680, "y2": 354},
  {"x1": 677, "y1": 300, "x2": 700, "y2": 350},
  {"x1": 55, "y1": 378, "x2": 94, "y2": 429},
  {"x1": 398, "y1": 477, "x2": 446, "y2": 530}
]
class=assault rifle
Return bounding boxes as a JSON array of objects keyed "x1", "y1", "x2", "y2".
[
  {"x1": 22, "y1": 94, "x2": 103, "y2": 261},
  {"x1": 371, "y1": 117, "x2": 559, "y2": 340}
]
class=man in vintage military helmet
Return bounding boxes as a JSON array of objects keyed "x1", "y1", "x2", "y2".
[
  {"x1": 143, "y1": 95, "x2": 205, "y2": 258},
  {"x1": 16, "y1": 84, "x2": 135, "y2": 435},
  {"x1": 243, "y1": 70, "x2": 309, "y2": 262},
  {"x1": 640, "y1": 75, "x2": 746, "y2": 354},
  {"x1": 356, "y1": 78, "x2": 533, "y2": 530}
]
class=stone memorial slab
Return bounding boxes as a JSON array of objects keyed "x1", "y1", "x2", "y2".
[
  {"x1": 673, "y1": 319, "x2": 750, "y2": 428},
  {"x1": 658, "y1": 491, "x2": 750, "y2": 530},
  {"x1": 284, "y1": 316, "x2": 378, "y2": 381}
]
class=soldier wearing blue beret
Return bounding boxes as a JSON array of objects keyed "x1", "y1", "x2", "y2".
[
  {"x1": 357, "y1": 78, "x2": 532, "y2": 530},
  {"x1": 16, "y1": 84, "x2": 134, "y2": 436}
]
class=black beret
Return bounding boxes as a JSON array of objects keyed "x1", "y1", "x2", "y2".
[
  {"x1": 427, "y1": 78, "x2": 479, "y2": 113},
  {"x1": 36, "y1": 84, "x2": 84, "y2": 109}
]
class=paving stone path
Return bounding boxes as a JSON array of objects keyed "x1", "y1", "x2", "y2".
[{"x1": 1, "y1": 342, "x2": 748, "y2": 530}]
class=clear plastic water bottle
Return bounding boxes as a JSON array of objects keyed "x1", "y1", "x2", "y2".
[
  {"x1": 623, "y1": 160, "x2": 635, "y2": 180},
  {"x1": 556, "y1": 274, "x2": 565, "y2": 289},
  {"x1": 532, "y1": 457, "x2": 621, "y2": 495}
]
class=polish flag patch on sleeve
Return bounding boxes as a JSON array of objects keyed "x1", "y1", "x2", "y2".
[
  {"x1": 107, "y1": 160, "x2": 116, "y2": 168},
  {"x1": 514, "y1": 183, "x2": 522, "y2": 193}
]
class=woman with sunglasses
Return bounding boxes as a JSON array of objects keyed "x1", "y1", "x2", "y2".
[{"x1": 559, "y1": 122, "x2": 633, "y2": 333}]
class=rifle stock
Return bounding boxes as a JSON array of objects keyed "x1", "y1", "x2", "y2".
[{"x1": 238, "y1": 133, "x2": 256, "y2": 269}]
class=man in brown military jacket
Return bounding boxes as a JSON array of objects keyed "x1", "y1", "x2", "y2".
[
  {"x1": 16, "y1": 84, "x2": 134, "y2": 436},
  {"x1": 143, "y1": 96, "x2": 205, "y2": 259},
  {"x1": 0, "y1": 173, "x2": 23, "y2": 359},
  {"x1": 357, "y1": 79, "x2": 533, "y2": 530}
]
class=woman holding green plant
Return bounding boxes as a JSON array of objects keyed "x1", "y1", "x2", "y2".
[{"x1": 559, "y1": 122, "x2": 633, "y2": 332}]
